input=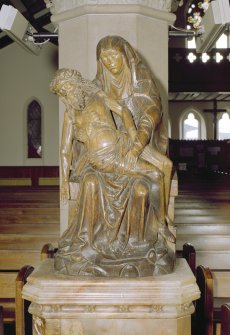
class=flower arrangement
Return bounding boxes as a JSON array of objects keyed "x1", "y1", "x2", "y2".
[
  {"x1": 188, "y1": 12, "x2": 202, "y2": 29},
  {"x1": 187, "y1": 0, "x2": 210, "y2": 32},
  {"x1": 198, "y1": 0, "x2": 210, "y2": 11}
]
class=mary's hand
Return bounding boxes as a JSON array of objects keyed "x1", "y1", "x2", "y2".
[{"x1": 60, "y1": 181, "x2": 70, "y2": 204}]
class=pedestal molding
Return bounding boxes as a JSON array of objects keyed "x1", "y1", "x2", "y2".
[
  {"x1": 29, "y1": 301, "x2": 195, "y2": 319},
  {"x1": 23, "y1": 259, "x2": 199, "y2": 320},
  {"x1": 23, "y1": 262, "x2": 199, "y2": 303}
]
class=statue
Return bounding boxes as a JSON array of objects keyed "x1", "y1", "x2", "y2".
[
  {"x1": 95, "y1": 36, "x2": 173, "y2": 218},
  {"x1": 50, "y1": 36, "x2": 175, "y2": 278}
]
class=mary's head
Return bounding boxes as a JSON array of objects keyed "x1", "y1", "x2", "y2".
[
  {"x1": 97, "y1": 36, "x2": 125, "y2": 73},
  {"x1": 96, "y1": 36, "x2": 138, "y2": 98},
  {"x1": 97, "y1": 36, "x2": 138, "y2": 73}
]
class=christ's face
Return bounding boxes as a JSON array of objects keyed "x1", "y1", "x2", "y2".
[
  {"x1": 59, "y1": 81, "x2": 85, "y2": 110},
  {"x1": 100, "y1": 49, "x2": 124, "y2": 75}
]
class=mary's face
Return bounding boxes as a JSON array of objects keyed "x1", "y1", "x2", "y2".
[{"x1": 100, "y1": 49, "x2": 124, "y2": 75}]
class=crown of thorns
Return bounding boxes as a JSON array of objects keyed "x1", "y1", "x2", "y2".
[{"x1": 50, "y1": 68, "x2": 99, "y2": 97}]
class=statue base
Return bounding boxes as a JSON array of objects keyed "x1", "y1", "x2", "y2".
[{"x1": 23, "y1": 259, "x2": 200, "y2": 335}]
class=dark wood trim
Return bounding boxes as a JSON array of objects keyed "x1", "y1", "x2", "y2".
[
  {"x1": 0, "y1": 166, "x2": 59, "y2": 186},
  {"x1": 169, "y1": 48, "x2": 230, "y2": 92}
]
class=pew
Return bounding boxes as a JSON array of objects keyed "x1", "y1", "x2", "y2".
[
  {"x1": 0, "y1": 186, "x2": 59, "y2": 334},
  {"x1": 194, "y1": 265, "x2": 213, "y2": 335},
  {"x1": 175, "y1": 242, "x2": 197, "y2": 335},
  {"x1": 15, "y1": 265, "x2": 34, "y2": 335},
  {"x1": 175, "y1": 171, "x2": 230, "y2": 274},
  {"x1": 181, "y1": 242, "x2": 196, "y2": 275},
  {"x1": 0, "y1": 305, "x2": 4, "y2": 335},
  {"x1": 0, "y1": 186, "x2": 59, "y2": 270},
  {"x1": 176, "y1": 244, "x2": 230, "y2": 335},
  {"x1": 0, "y1": 265, "x2": 34, "y2": 335},
  {"x1": 41, "y1": 243, "x2": 58, "y2": 260},
  {"x1": 194, "y1": 265, "x2": 230, "y2": 335},
  {"x1": 221, "y1": 304, "x2": 230, "y2": 335},
  {"x1": 0, "y1": 271, "x2": 17, "y2": 327}
]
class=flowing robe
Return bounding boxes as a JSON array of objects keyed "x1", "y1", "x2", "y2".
[{"x1": 55, "y1": 93, "x2": 174, "y2": 277}]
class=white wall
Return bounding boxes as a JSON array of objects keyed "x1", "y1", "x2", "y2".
[{"x1": 0, "y1": 41, "x2": 59, "y2": 166}]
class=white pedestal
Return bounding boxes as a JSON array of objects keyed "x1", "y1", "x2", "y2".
[{"x1": 23, "y1": 258, "x2": 200, "y2": 335}]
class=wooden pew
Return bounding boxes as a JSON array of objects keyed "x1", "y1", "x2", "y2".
[
  {"x1": 0, "y1": 265, "x2": 34, "y2": 335},
  {"x1": 0, "y1": 305, "x2": 4, "y2": 335},
  {"x1": 175, "y1": 171, "x2": 230, "y2": 274},
  {"x1": 194, "y1": 265, "x2": 213, "y2": 335},
  {"x1": 0, "y1": 186, "x2": 59, "y2": 334},
  {"x1": 221, "y1": 304, "x2": 230, "y2": 335},
  {"x1": 176, "y1": 242, "x2": 197, "y2": 335},
  {"x1": 0, "y1": 271, "x2": 18, "y2": 327},
  {"x1": 176, "y1": 242, "x2": 196, "y2": 275},
  {"x1": 194, "y1": 265, "x2": 230, "y2": 335},
  {"x1": 41, "y1": 243, "x2": 58, "y2": 260},
  {"x1": 0, "y1": 166, "x2": 59, "y2": 187},
  {"x1": 0, "y1": 207, "x2": 59, "y2": 225},
  {"x1": 182, "y1": 242, "x2": 196, "y2": 275},
  {"x1": 15, "y1": 265, "x2": 34, "y2": 335},
  {"x1": 0, "y1": 186, "x2": 59, "y2": 270}
]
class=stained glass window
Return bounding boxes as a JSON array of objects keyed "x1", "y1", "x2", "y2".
[{"x1": 27, "y1": 100, "x2": 42, "y2": 158}]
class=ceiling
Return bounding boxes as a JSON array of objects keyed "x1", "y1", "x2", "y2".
[
  {"x1": 0, "y1": 0, "x2": 191, "y2": 49},
  {"x1": 0, "y1": 0, "x2": 230, "y2": 102},
  {"x1": 169, "y1": 92, "x2": 230, "y2": 102},
  {"x1": 0, "y1": 0, "x2": 57, "y2": 48}
]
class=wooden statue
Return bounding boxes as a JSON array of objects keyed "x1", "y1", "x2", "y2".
[{"x1": 50, "y1": 36, "x2": 175, "y2": 277}]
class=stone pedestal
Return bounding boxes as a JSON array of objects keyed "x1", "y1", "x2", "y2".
[{"x1": 22, "y1": 258, "x2": 200, "y2": 335}]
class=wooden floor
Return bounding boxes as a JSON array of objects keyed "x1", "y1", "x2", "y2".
[{"x1": 175, "y1": 172, "x2": 230, "y2": 269}]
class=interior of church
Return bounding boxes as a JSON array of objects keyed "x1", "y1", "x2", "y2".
[{"x1": 0, "y1": 0, "x2": 229, "y2": 335}]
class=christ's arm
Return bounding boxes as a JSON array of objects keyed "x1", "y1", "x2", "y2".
[{"x1": 98, "y1": 92, "x2": 137, "y2": 141}]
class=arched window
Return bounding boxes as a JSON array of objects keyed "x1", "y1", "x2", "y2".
[
  {"x1": 180, "y1": 108, "x2": 206, "y2": 140},
  {"x1": 218, "y1": 112, "x2": 230, "y2": 140},
  {"x1": 27, "y1": 100, "x2": 42, "y2": 158},
  {"x1": 183, "y1": 112, "x2": 199, "y2": 140}
]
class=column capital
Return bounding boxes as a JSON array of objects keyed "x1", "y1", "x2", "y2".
[{"x1": 44, "y1": 0, "x2": 176, "y2": 24}]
